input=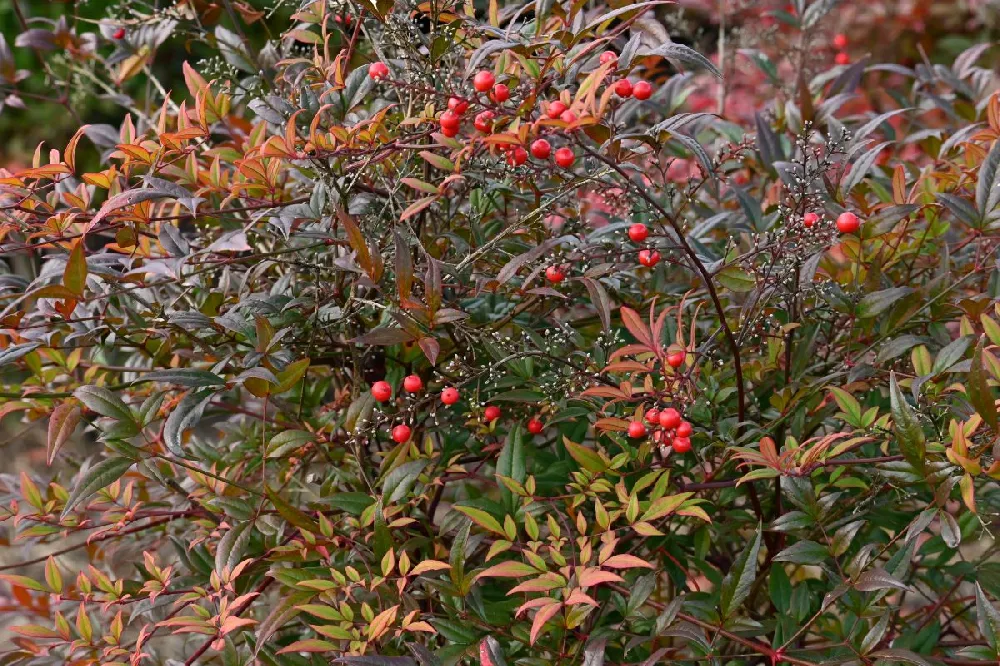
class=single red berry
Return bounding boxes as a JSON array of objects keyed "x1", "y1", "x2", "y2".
[
  {"x1": 675, "y1": 421, "x2": 693, "y2": 438},
  {"x1": 545, "y1": 265, "x2": 565, "y2": 283},
  {"x1": 645, "y1": 408, "x2": 660, "y2": 425},
  {"x1": 371, "y1": 380, "x2": 392, "y2": 402},
  {"x1": 559, "y1": 109, "x2": 577, "y2": 124},
  {"x1": 614, "y1": 79, "x2": 633, "y2": 98},
  {"x1": 368, "y1": 62, "x2": 389, "y2": 80},
  {"x1": 638, "y1": 249, "x2": 660, "y2": 267},
  {"x1": 836, "y1": 211, "x2": 861, "y2": 233},
  {"x1": 473, "y1": 70, "x2": 496, "y2": 92},
  {"x1": 448, "y1": 97, "x2": 469, "y2": 114},
  {"x1": 392, "y1": 424, "x2": 412, "y2": 443},
  {"x1": 628, "y1": 223, "x2": 648, "y2": 243},
  {"x1": 833, "y1": 33, "x2": 848, "y2": 49},
  {"x1": 547, "y1": 100, "x2": 567, "y2": 119},
  {"x1": 113, "y1": 27, "x2": 126, "y2": 40},
  {"x1": 441, "y1": 387, "x2": 460, "y2": 405},
  {"x1": 491, "y1": 84, "x2": 510, "y2": 103},
  {"x1": 659, "y1": 408, "x2": 681, "y2": 429},
  {"x1": 403, "y1": 375, "x2": 423, "y2": 393},
  {"x1": 672, "y1": 437, "x2": 692, "y2": 453},
  {"x1": 600, "y1": 50, "x2": 617, "y2": 66},
  {"x1": 554, "y1": 147, "x2": 575, "y2": 168},
  {"x1": 484, "y1": 405, "x2": 501, "y2": 422},
  {"x1": 835, "y1": 52, "x2": 850, "y2": 65},
  {"x1": 474, "y1": 110, "x2": 495, "y2": 133},
  {"x1": 527, "y1": 418, "x2": 544, "y2": 434},
  {"x1": 803, "y1": 212, "x2": 819, "y2": 228},
  {"x1": 439, "y1": 111, "x2": 461, "y2": 135},
  {"x1": 531, "y1": 138, "x2": 551, "y2": 159},
  {"x1": 667, "y1": 350, "x2": 685, "y2": 368},
  {"x1": 627, "y1": 421, "x2": 647, "y2": 439},
  {"x1": 441, "y1": 125, "x2": 459, "y2": 138},
  {"x1": 633, "y1": 80, "x2": 653, "y2": 100},
  {"x1": 508, "y1": 146, "x2": 528, "y2": 166}
]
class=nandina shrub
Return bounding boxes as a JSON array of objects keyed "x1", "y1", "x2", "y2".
[{"x1": 2, "y1": 1, "x2": 1000, "y2": 665}]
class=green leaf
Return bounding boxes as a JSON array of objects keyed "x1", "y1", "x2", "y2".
[
  {"x1": 267, "y1": 430, "x2": 316, "y2": 458},
  {"x1": 497, "y1": 424, "x2": 526, "y2": 512},
  {"x1": 61, "y1": 457, "x2": 133, "y2": 518},
  {"x1": 215, "y1": 522, "x2": 252, "y2": 575},
  {"x1": 889, "y1": 371, "x2": 926, "y2": 473},
  {"x1": 932, "y1": 336, "x2": 971, "y2": 375},
  {"x1": 773, "y1": 540, "x2": 828, "y2": 564},
  {"x1": 716, "y1": 266, "x2": 756, "y2": 292},
  {"x1": 0, "y1": 342, "x2": 41, "y2": 367},
  {"x1": 381, "y1": 459, "x2": 427, "y2": 504},
  {"x1": 141, "y1": 368, "x2": 227, "y2": 387},
  {"x1": 718, "y1": 523, "x2": 761, "y2": 617},
  {"x1": 454, "y1": 506, "x2": 506, "y2": 536},
  {"x1": 266, "y1": 484, "x2": 320, "y2": 534},
  {"x1": 857, "y1": 287, "x2": 913, "y2": 319},
  {"x1": 63, "y1": 241, "x2": 87, "y2": 296},
  {"x1": 563, "y1": 437, "x2": 607, "y2": 474},
  {"x1": 163, "y1": 389, "x2": 214, "y2": 458},
  {"x1": 373, "y1": 499, "x2": 391, "y2": 561},
  {"x1": 321, "y1": 492, "x2": 375, "y2": 516},
  {"x1": 74, "y1": 386, "x2": 135, "y2": 425},
  {"x1": 970, "y1": 335, "x2": 997, "y2": 432},
  {"x1": 976, "y1": 582, "x2": 1000, "y2": 651},
  {"x1": 860, "y1": 611, "x2": 891, "y2": 654}
]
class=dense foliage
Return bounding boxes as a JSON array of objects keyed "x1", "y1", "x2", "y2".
[{"x1": 3, "y1": 0, "x2": 1000, "y2": 664}]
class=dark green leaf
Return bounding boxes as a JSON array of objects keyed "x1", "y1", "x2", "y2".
[{"x1": 61, "y1": 457, "x2": 133, "y2": 518}]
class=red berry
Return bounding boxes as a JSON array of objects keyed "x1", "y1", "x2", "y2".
[
  {"x1": 554, "y1": 147, "x2": 574, "y2": 168},
  {"x1": 659, "y1": 408, "x2": 681, "y2": 429},
  {"x1": 484, "y1": 405, "x2": 501, "y2": 422},
  {"x1": 833, "y1": 33, "x2": 848, "y2": 49},
  {"x1": 441, "y1": 125, "x2": 459, "y2": 138},
  {"x1": 600, "y1": 50, "x2": 617, "y2": 66},
  {"x1": 371, "y1": 381, "x2": 392, "y2": 402},
  {"x1": 614, "y1": 79, "x2": 633, "y2": 98},
  {"x1": 369, "y1": 62, "x2": 389, "y2": 80},
  {"x1": 392, "y1": 424, "x2": 412, "y2": 443},
  {"x1": 448, "y1": 97, "x2": 469, "y2": 114},
  {"x1": 627, "y1": 421, "x2": 647, "y2": 439},
  {"x1": 507, "y1": 146, "x2": 528, "y2": 166},
  {"x1": 645, "y1": 408, "x2": 660, "y2": 424},
  {"x1": 675, "y1": 421, "x2": 693, "y2": 438},
  {"x1": 440, "y1": 110, "x2": 461, "y2": 132},
  {"x1": 547, "y1": 100, "x2": 567, "y2": 119},
  {"x1": 667, "y1": 350, "x2": 685, "y2": 368},
  {"x1": 473, "y1": 70, "x2": 495, "y2": 92},
  {"x1": 836, "y1": 211, "x2": 861, "y2": 234},
  {"x1": 638, "y1": 249, "x2": 660, "y2": 267},
  {"x1": 491, "y1": 84, "x2": 510, "y2": 103},
  {"x1": 633, "y1": 80, "x2": 653, "y2": 100},
  {"x1": 474, "y1": 110, "x2": 495, "y2": 133},
  {"x1": 403, "y1": 375, "x2": 423, "y2": 393},
  {"x1": 835, "y1": 52, "x2": 850, "y2": 65},
  {"x1": 672, "y1": 437, "x2": 692, "y2": 453},
  {"x1": 530, "y1": 138, "x2": 551, "y2": 159},
  {"x1": 527, "y1": 418, "x2": 544, "y2": 434},
  {"x1": 628, "y1": 223, "x2": 648, "y2": 243},
  {"x1": 559, "y1": 109, "x2": 577, "y2": 124},
  {"x1": 545, "y1": 265, "x2": 565, "y2": 283},
  {"x1": 441, "y1": 387, "x2": 460, "y2": 405},
  {"x1": 113, "y1": 27, "x2": 126, "y2": 40},
  {"x1": 803, "y1": 212, "x2": 819, "y2": 228}
]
